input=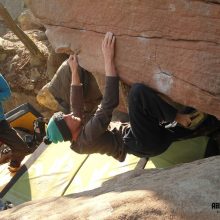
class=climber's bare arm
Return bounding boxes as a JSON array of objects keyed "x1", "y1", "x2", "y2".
[
  {"x1": 68, "y1": 54, "x2": 81, "y2": 86},
  {"x1": 68, "y1": 54, "x2": 83, "y2": 117},
  {"x1": 102, "y1": 32, "x2": 117, "y2": 77}
]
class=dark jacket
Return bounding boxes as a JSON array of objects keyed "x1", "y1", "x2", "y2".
[
  {"x1": 70, "y1": 76, "x2": 129, "y2": 161},
  {"x1": 69, "y1": 76, "x2": 188, "y2": 160}
]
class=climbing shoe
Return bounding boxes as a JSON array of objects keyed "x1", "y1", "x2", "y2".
[
  {"x1": 8, "y1": 160, "x2": 21, "y2": 173},
  {"x1": 187, "y1": 111, "x2": 207, "y2": 130}
]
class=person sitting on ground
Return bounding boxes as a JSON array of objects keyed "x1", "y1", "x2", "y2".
[
  {"x1": 45, "y1": 32, "x2": 219, "y2": 162},
  {"x1": 0, "y1": 74, "x2": 34, "y2": 172}
]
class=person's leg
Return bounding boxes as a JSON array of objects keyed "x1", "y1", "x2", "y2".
[
  {"x1": 128, "y1": 83, "x2": 191, "y2": 156},
  {"x1": 0, "y1": 120, "x2": 33, "y2": 168},
  {"x1": 129, "y1": 84, "x2": 178, "y2": 123}
]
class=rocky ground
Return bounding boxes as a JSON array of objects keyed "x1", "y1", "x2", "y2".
[
  {"x1": 0, "y1": 0, "x2": 59, "y2": 117},
  {"x1": 0, "y1": 1, "x2": 69, "y2": 118},
  {"x1": 0, "y1": 26, "x2": 67, "y2": 118},
  {"x1": 0, "y1": 29, "x2": 49, "y2": 117}
]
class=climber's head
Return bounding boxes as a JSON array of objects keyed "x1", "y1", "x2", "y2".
[{"x1": 44, "y1": 112, "x2": 81, "y2": 144}]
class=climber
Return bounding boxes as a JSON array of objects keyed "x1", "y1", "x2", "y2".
[
  {"x1": 45, "y1": 32, "x2": 219, "y2": 162},
  {"x1": 0, "y1": 74, "x2": 34, "y2": 172}
]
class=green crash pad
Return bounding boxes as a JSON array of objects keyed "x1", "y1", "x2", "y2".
[
  {"x1": 1, "y1": 142, "x2": 88, "y2": 205},
  {"x1": 146, "y1": 136, "x2": 209, "y2": 169},
  {"x1": 0, "y1": 142, "x2": 140, "y2": 206},
  {"x1": 64, "y1": 153, "x2": 140, "y2": 195},
  {"x1": 0, "y1": 136, "x2": 210, "y2": 206}
]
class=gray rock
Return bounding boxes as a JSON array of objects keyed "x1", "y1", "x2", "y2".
[
  {"x1": 18, "y1": 9, "x2": 43, "y2": 31},
  {"x1": 0, "y1": 53, "x2": 6, "y2": 61},
  {"x1": 0, "y1": 156, "x2": 219, "y2": 220},
  {"x1": 30, "y1": 67, "x2": 40, "y2": 82}
]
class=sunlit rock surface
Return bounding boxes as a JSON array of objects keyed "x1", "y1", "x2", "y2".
[{"x1": 26, "y1": 0, "x2": 220, "y2": 117}]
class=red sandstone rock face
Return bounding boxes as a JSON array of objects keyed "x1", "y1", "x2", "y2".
[{"x1": 27, "y1": 0, "x2": 220, "y2": 118}]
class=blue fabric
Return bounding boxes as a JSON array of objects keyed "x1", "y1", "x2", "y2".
[
  {"x1": 46, "y1": 117, "x2": 64, "y2": 143},
  {"x1": 0, "y1": 74, "x2": 11, "y2": 121}
]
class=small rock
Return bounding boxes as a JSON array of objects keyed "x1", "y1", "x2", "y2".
[
  {"x1": 18, "y1": 9, "x2": 43, "y2": 31},
  {"x1": 0, "y1": 53, "x2": 7, "y2": 62},
  {"x1": 30, "y1": 56, "x2": 43, "y2": 67},
  {"x1": 33, "y1": 31, "x2": 47, "y2": 41},
  {"x1": 34, "y1": 89, "x2": 39, "y2": 94},
  {"x1": 9, "y1": 63, "x2": 16, "y2": 72},
  {"x1": 11, "y1": 54, "x2": 20, "y2": 63},
  {"x1": 0, "y1": 37, "x2": 4, "y2": 49},
  {"x1": 0, "y1": 37, "x2": 16, "y2": 52},
  {"x1": 30, "y1": 68, "x2": 41, "y2": 82},
  {"x1": 24, "y1": 83, "x2": 34, "y2": 91}
]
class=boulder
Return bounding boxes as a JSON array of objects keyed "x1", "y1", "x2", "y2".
[
  {"x1": 46, "y1": 47, "x2": 68, "y2": 80},
  {"x1": 17, "y1": 9, "x2": 44, "y2": 31},
  {"x1": 26, "y1": 0, "x2": 220, "y2": 118},
  {"x1": 0, "y1": 156, "x2": 219, "y2": 219},
  {"x1": 36, "y1": 83, "x2": 65, "y2": 112}
]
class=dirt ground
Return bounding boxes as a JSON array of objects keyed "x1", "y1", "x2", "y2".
[{"x1": 0, "y1": 29, "x2": 65, "y2": 118}]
